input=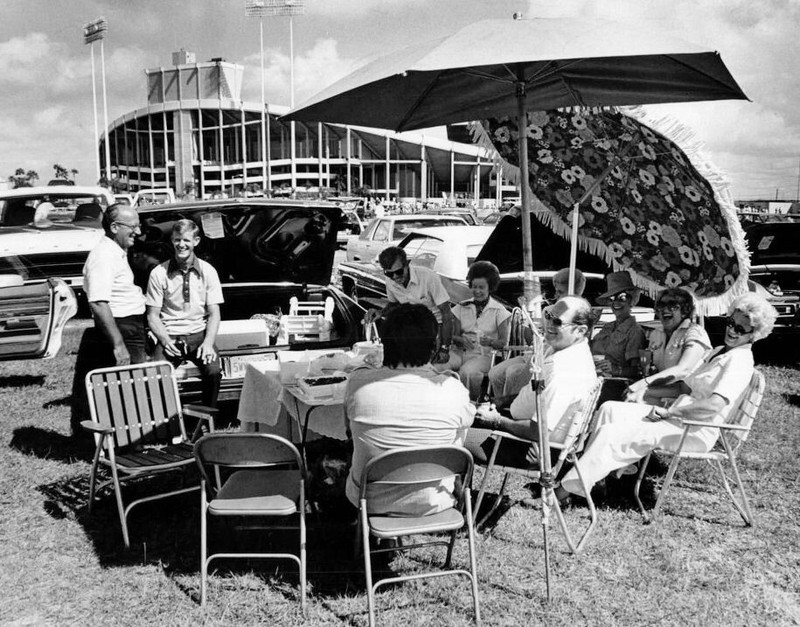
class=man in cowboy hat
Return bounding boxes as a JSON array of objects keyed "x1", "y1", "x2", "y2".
[{"x1": 591, "y1": 270, "x2": 646, "y2": 379}]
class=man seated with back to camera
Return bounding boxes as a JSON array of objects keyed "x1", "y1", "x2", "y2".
[
  {"x1": 466, "y1": 296, "x2": 598, "y2": 482},
  {"x1": 488, "y1": 267, "x2": 586, "y2": 409},
  {"x1": 145, "y1": 218, "x2": 224, "y2": 407},
  {"x1": 345, "y1": 303, "x2": 475, "y2": 516}
]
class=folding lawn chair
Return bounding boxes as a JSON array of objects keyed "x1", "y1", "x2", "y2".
[
  {"x1": 473, "y1": 377, "x2": 603, "y2": 553},
  {"x1": 633, "y1": 369, "x2": 765, "y2": 526},
  {"x1": 81, "y1": 361, "x2": 216, "y2": 548},
  {"x1": 193, "y1": 433, "x2": 308, "y2": 609},
  {"x1": 357, "y1": 445, "x2": 481, "y2": 626}
]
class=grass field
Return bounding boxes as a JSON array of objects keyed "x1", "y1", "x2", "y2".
[{"x1": 1, "y1": 321, "x2": 799, "y2": 626}]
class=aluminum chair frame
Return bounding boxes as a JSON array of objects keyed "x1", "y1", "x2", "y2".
[
  {"x1": 473, "y1": 378, "x2": 603, "y2": 553},
  {"x1": 633, "y1": 369, "x2": 765, "y2": 526},
  {"x1": 81, "y1": 361, "x2": 216, "y2": 548},
  {"x1": 480, "y1": 307, "x2": 529, "y2": 402},
  {"x1": 194, "y1": 433, "x2": 308, "y2": 609},
  {"x1": 357, "y1": 446, "x2": 480, "y2": 626}
]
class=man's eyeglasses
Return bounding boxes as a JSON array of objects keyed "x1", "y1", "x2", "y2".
[
  {"x1": 383, "y1": 266, "x2": 405, "y2": 279},
  {"x1": 543, "y1": 308, "x2": 576, "y2": 328},
  {"x1": 608, "y1": 292, "x2": 632, "y2": 303},
  {"x1": 655, "y1": 302, "x2": 681, "y2": 312},
  {"x1": 114, "y1": 221, "x2": 141, "y2": 231},
  {"x1": 726, "y1": 316, "x2": 753, "y2": 336}
]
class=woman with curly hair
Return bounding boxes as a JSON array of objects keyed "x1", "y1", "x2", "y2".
[
  {"x1": 557, "y1": 291, "x2": 777, "y2": 501},
  {"x1": 436, "y1": 261, "x2": 510, "y2": 400}
]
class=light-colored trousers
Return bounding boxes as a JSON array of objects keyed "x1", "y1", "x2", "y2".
[
  {"x1": 435, "y1": 350, "x2": 492, "y2": 401},
  {"x1": 560, "y1": 400, "x2": 712, "y2": 497}
]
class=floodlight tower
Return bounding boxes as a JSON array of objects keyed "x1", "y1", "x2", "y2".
[
  {"x1": 83, "y1": 17, "x2": 108, "y2": 182},
  {"x1": 246, "y1": 0, "x2": 306, "y2": 193}
]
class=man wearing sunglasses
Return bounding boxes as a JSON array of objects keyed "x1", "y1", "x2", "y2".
[
  {"x1": 466, "y1": 296, "x2": 598, "y2": 466},
  {"x1": 364, "y1": 246, "x2": 454, "y2": 348},
  {"x1": 71, "y1": 203, "x2": 147, "y2": 435}
]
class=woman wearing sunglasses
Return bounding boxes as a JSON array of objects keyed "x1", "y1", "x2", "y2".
[
  {"x1": 591, "y1": 271, "x2": 646, "y2": 379},
  {"x1": 625, "y1": 287, "x2": 711, "y2": 404},
  {"x1": 556, "y1": 292, "x2": 777, "y2": 503},
  {"x1": 435, "y1": 261, "x2": 510, "y2": 400}
]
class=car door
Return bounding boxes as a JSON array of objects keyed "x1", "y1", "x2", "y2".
[
  {"x1": 364, "y1": 219, "x2": 392, "y2": 260},
  {"x1": 0, "y1": 276, "x2": 78, "y2": 361}
]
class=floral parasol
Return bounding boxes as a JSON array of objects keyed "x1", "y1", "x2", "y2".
[{"x1": 470, "y1": 107, "x2": 750, "y2": 315}]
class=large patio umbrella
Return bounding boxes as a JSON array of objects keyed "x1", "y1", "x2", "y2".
[
  {"x1": 284, "y1": 15, "x2": 746, "y2": 598},
  {"x1": 470, "y1": 106, "x2": 750, "y2": 315},
  {"x1": 284, "y1": 16, "x2": 747, "y2": 306}
]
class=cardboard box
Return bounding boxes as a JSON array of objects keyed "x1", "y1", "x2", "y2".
[{"x1": 215, "y1": 319, "x2": 269, "y2": 352}]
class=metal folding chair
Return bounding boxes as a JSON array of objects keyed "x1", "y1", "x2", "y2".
[
  {"x1": 634, "y1": 369, "x2": 765, "y2": 526},
  {"x1": 81, "y1": 361, "x2": 216, "y2": 548},
  {"x1": 193, "y1": 433, "x2": 308, "y2": 609},
  {"x1": 473, "y1": 377, "x2": 603, "y2": 553},
  {"x1": 357, "y1": 446, "x2": 481, "y2": 626}
]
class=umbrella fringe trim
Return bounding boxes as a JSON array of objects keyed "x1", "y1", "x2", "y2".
[{"x1": 467, "y1": 110, "x2": 751, "y2": 317}]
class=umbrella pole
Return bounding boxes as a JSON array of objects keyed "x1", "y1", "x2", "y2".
[
  {"x1": 516, "y1": 80, "x2": 536, "y2": 304},
  {"x1": 533, "y1": 373, "x2": 554, "y2": 602},
  {"x1": 568, "y1": 203, "x2": 580, "y2": 293}
]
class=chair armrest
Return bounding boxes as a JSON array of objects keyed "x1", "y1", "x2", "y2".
[
  {"x1": 681, "y1": 419, "x2": 750, "y2": 431},
  {"x1": 80, "y1": 420, "x2": 113, "y2": 435},
  {"x1": 489, "y1": 429, "x2": 532, "y2": 444},
  {"x1": 183, "y1": 405, "x2": 218, "y2": 421}
]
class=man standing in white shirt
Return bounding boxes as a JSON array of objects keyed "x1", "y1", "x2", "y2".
[{"x1": 71, "y1": 204, "x2": 146, "y2": 434}]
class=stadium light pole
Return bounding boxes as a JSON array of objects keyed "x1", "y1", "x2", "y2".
[
  {"x1": 83, "y1": 17, "x2": 107, "y2": 183},
  {"x1": 245, "y1": 0, "x2": 305, "y2": 193}
]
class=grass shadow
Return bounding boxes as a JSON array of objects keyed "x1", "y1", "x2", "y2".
[
  {"x1": 35, "y1": 465, "x2": 372, "y2": 601},
  {"x1": 10, "y1": 426, "x2": 93, "y2": 464},
  {"x1": 43, "y1": 396, "x2": 72, "y2": 409},
  {"x1": 0, "y1": 374, "x2": 46, "y2": 388},
  {"x1": 782, "y1": 393, "x2": 800, "y2": 408}
]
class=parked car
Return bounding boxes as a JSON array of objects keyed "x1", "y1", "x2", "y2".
[
  {"x1": 705, "y1": 221, "x2": 800, "y2": 355},
  {"x1": 336, "y1": 208, "x2": 365, "y2": 249},
  {"x1": 0, "y1": 185, "x2": 113, "y2": 227},
  {"x1": 424, "y1": 208, "x2": 481, "y2": 225},
  {"x1": 0, "y1": 186, "x2": 114, "y2": 301},
  {"x1": 133, "y1": 188, "x2": 176, "y2": 207},
  {"x1": 132, "y1": 198, "x2": 366, "y2": 402},
  {"x1": 0, "y1": 272, "x2": 78, "y2": 361},
  {"x1": 345, "y1": 213, "x2": 469, "y2": 262},
  {"x1": 114, "y1": 193, "x2": 135, "y2": 206}
]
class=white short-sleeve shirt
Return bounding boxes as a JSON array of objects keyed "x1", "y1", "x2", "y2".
[
  {"x1": 385, "y1": 265, "x2": 450, "y2": 323},
  {"x1": 451, "y1": 296, "x2": 511, "y2": 357},
  {"x1": 145, "y1": 257, "x2": 224, "y2": 335},
  {"x1": 83, "y1": 236, "x2": 145, "y2": 317}
]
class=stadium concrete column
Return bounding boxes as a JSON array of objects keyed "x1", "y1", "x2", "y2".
[{"x1": 174, "y1": 109, "x2": 195, "y2": 198}]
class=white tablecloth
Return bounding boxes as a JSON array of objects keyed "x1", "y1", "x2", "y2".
[{"x1": 237, "y1": 360, "x2": 348, "y2": 440}]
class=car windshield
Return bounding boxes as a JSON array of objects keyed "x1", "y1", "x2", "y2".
[
  {"x1": 748, "y1": 228, "x2": 799, "y2": 263},
  {"x1": 392, "y1": 219, "x2": 463, "y2": 239},
  {"x1": 0, "y1": 193, "x2": 107, "y2": 227}
]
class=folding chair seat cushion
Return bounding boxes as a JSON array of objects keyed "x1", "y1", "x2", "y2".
[
  {"x1": 368, "y1": 508, "x2": 464, "y2": 538},
  {"x1": 113, "y1": 442, "x2": 195, "y2": 472},
  {"x1": 209, "y1": 469, "x2": 301, "y2": 516}
]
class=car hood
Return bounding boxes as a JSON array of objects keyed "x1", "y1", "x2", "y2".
[
  {"x1": 133, "y1": 200, "x2": 343, "y2": 285},
  {"x1": 475, "y1": 212, "x2": 611, "y2": 275},
  {"x1": 0, "y1": 224, "x2": 104, "y2": 256}
]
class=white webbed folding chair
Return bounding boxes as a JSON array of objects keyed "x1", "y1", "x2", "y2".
[{"x1": 634, "y1": 369, "x2": 765, "y2": 526}]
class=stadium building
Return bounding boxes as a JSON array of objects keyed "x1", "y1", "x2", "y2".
[{"x1": 102, "y1": 50, "x2": 510, "y2": 202}]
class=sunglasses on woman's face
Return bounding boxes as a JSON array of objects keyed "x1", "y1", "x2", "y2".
[
  {"x1": 726, "y1": 316, "x2": 753, "y2": 336},
  {"x1": 608, "y1": 292, "x2": 631, "y2": 303}
]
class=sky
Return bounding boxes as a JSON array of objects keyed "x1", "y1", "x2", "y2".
[{"x1": 1, "y1": 0, "x2": 799, "y2": 201}]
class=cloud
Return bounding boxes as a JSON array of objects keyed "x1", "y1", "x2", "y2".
[{"x1": 240, "y1": 38, "x2": 357, "y2": 106}]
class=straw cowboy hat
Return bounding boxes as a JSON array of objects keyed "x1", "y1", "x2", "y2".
[{"x1": 597, "y1": 271, "x2": 642, "y2": 306}]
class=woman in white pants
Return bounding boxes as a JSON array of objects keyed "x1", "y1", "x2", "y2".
[{"x1": 558, "y1": 292, "x2": 776, "y2": 500}]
